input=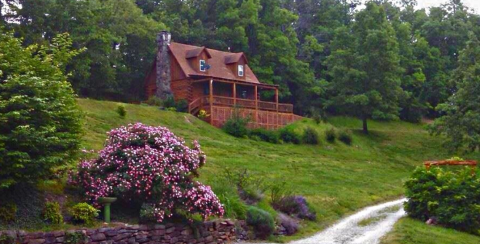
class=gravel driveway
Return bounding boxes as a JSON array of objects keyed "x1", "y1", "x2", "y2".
[{"x1": 239, "y1": 198, "x2": 406, "y2": 244}]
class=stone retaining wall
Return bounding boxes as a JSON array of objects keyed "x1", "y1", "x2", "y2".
[{"x1": 0, "y1": 220, "x2": 240, "y2": 244}]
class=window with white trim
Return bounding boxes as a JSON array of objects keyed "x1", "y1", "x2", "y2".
[
  {"x1": 200, "y1": 60, "x2": 207, "y2": 72},
  {"x1": 238, "y1": 65, "x2": 244, "y2": 77}
]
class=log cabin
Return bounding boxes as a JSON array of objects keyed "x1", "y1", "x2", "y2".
[{"x1": 145, "y1": 31, "x2": 302, "y2": 129}]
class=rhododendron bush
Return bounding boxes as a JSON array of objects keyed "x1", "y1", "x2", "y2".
[{"x1": 72, "y1": 123, "x2": 224, "y2": 222}]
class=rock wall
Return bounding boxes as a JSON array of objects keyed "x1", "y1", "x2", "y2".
[{"x1": 0, "y1": 220, "x2": 239, "y2": 244}]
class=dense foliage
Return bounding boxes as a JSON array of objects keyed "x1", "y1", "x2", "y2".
[
  {"x1": 2, "y1": 0, "x2": 479, "y2": 123},
  {"x1": 338, "y1": 129, "x2": 353, "y2": 145},
  {"x1": 2, "y1": 0, "x2": 480, "y2": 146},
  {"x1": 405, "y1": 167, "x2": 480, "y2": 234},
  {"x1": 0, "y1": 31, "x2": 82, "y2": 189},
  {"x1": 222, "y1": 109, "x2": 250, "y2": 138},
  {"x1": 69, "y1": 203, "x2": 99, "y2": 226},
  {"x1": 42, "y1": 202, "x2": 63, "y2": 225},
  {"x1": 302, "y1": 127, "x2": 320, "y2": 144},
  {"x1": 246, "y1": 206, "x2": 275, "y2": 239},
  {"x1": 327, "y1": 2, "x2": 402, "y2": 133},
  {"x1": 72, "y1": 123, "x2": 224, "y2": 222},
  {"x1": 429, "y1": 33, "x2": 480, "y2": 152}
]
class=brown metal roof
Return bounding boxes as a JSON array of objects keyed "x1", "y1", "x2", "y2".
[
  {"x1": 185, "y1": 47, "x2": 212, "y2": 59},
  {"x1": 168, "y1": 42, "x2": 260, "y2": 84}
]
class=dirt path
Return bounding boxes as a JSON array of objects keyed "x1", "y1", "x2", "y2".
[{"x1": 240, "y1": 198, "x2": 406, "y2": 244}]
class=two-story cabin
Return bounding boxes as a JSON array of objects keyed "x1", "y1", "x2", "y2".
[{"x1": 145, "y1": 31, "x2": 302, "y2": 129}]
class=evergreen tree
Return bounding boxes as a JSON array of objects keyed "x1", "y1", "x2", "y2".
[{"x1": 0, "y1": 32, "x2": 83, "y2": 188}]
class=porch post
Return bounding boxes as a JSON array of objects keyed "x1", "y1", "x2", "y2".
[
  {"x1": 255, "y1": 86, "x2": 258, "y2": 124},
  {"x1": 275, "y1": 88, "x2": 279, "y2": 112},
  {"x1": 209, "y1": 79, "x2": 213, "y2": 123},
  {"x1": 233, "y1": 83, "x2": 237, "y2": 106}
]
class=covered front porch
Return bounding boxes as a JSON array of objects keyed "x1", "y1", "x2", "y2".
[
  {"x1": 187, "y1": 78, "x2": 299, "y2": 129},
  {"x1": 188, "y1": 78, "x2": 293, "y2": 114}
]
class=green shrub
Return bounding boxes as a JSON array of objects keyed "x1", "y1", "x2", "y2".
[
  {"x1": 269, "y1": 181, "x2": 292, "y2": 207},
  {"x1": 139, "y1": 203, "x2": 157, "y2": 223},
  {"x1": 223, "y1": 108, "x2": 250, "y2": 138},
  {"x1": 116, "y1": 105, "x2": 127, "y2": 118},
  {"x1": 42, "y1": 202, "x2": 63, "y2": 225},
  {"x1": 65, "y1": 231, "x2": 87, "y2": 244},
  {"x1": 325, "y1": 128, "x2": 337, "y2": 143},
  {"x1": 246, "y1": 206, "x2": 275, "y2": 239},
  {"x1": 279, "y1": 127, "x2": 301, "y2": 144},
  {"x1": 302, "y1": 127, "x2": 319, "y2": 145},
  {"x1": 0, "y1": 203, "x2": 17, "y2": 223},
  {"x1": 0, "y1": 32, "x2": 83, "y2": 189},
  {"x1": 405, "y1": 167, "x2": 480, "y2": 234},
  {"x1": 257, "y1": 199, "x2": 278, "y2": 219},
  {"x1": 308, "y1": 107, "x2": 326, "y2": 124},
  {"x1": 145, "y1": 96, "x2": 163, "y2": 107},
  {"x1": 312, "y1": 113, "x2": 322, "y2": 124},
  {"x1": 218, "y1": 193, "x2": 247, "y2": 220},
  {"x1": 69, "y1": 203, "x2": 99, "y2": 226},
  {"x1": 175, "y1": 99, "x2": 188, "y2": 113},
  {"x1": 221, "y1": 168, "x2": 266, "y2": 204},
  {"x1": 163, "y1": 96, "x2": 176, "y2": 109},
  {"x1": 249, "y1": 128, "x2": 279, "y2": 144},
  {"x1": 338, "y1": 129, "x2": 353, "y2": 145},
  {"x1": 211, "y1": 179, "x2": 247, "y2": 220}
]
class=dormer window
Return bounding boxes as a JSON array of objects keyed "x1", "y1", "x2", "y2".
[
  {"x1": 200, "y1": 60, "x2": 207, "y2": 72},
  {"x1": 238, "y1": 65, "x2": 244, "y2": 77}
]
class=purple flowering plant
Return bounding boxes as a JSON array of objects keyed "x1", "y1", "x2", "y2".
[{"x1": 71, "y1": 123, "x2": 224, "y2": 222}]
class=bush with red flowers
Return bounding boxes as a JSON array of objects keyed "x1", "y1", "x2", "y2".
[{"x1": 71, "y1": 123, "x2": 224, "y2": 222}]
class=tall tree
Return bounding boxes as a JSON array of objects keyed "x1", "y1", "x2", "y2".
[
  {"x1": 429, "y1": 33, "x2": 480, "y2": 151},
  {"x1": 4, "y1": 0, "x2": 164, "y2": 101},
  {"x1": 327, "y1": 2, "x2": 402, "y2": 133},
  {"x1": 0, "y1": 32, "x2": 83, "y2": 188}
]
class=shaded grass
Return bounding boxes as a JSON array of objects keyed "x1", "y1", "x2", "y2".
[
  {"x1": 381, "y1": 218, "x2": 480, "y2": 244},
  {"x1": 77, "y1": 98, "x2": 460, "y2": 240}
]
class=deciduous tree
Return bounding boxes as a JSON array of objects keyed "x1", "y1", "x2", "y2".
[{"x1": 327, "y1": 2, "x2": 402, "y2": 133}]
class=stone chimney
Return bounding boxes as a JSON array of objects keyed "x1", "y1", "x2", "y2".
[{"x1": 155, "y1": 31, "x2": 173, "y2": 100}]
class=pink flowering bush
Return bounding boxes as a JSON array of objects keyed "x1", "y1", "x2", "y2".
[{"x1": 71, "y1": 123, "x2": 224, "y2": 222}]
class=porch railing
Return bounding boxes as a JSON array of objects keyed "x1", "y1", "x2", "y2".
[{"x1": 190, "y1": 96, "x2": 294, "y2": 113}]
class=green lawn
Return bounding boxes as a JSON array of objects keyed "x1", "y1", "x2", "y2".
[
  {"x1": 381, "y1": 218, "x2": 480, "y2": 244},
  {"x1": 78, "y1": 98, "x2": 456, "y2": 240}
]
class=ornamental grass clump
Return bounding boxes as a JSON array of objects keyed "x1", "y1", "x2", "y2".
[{"x1": 71, "y1": 123, "x2": 224, "y2": 222}]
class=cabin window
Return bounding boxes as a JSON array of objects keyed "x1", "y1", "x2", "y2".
[
  {"x1": 238, "y1": 65, "x2": 244, "y2": 77},
  {"x1": 200, "y1": 60, "x2": 207, "y2": 72}
]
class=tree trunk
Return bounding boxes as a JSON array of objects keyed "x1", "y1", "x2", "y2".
[{"x1": 362, "y1": 116, "x2": 369, "y2": 134}]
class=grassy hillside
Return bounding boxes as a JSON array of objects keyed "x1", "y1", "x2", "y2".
[
  {"x1": 381, "y1": 218, "x2": 480, "y2": 244},
  {"x1": 78, "y1": 98, "x2": 449, "y2": 239}
]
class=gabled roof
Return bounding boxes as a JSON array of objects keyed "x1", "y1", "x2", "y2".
[
  {"x1": 185, "y1": 47, "x2": 212, "y2": 59},
  {"x1": 225, "y1": 53, "x2": 248, "y2": 65},
  {"x1": 168, "y1": 42, "x2": 260, "y2": 84}
]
